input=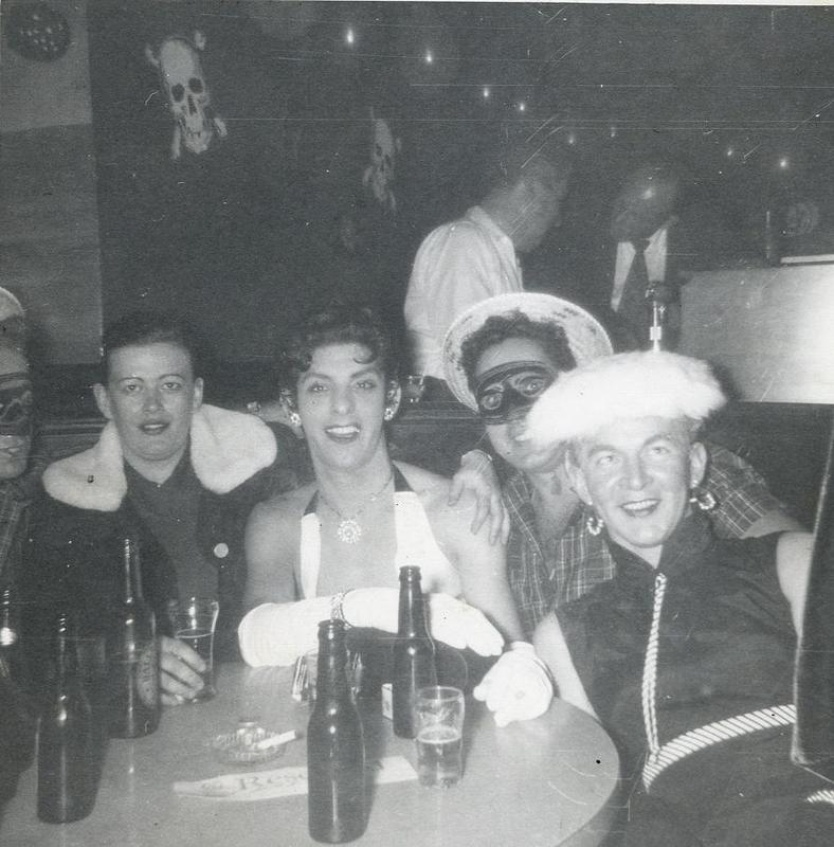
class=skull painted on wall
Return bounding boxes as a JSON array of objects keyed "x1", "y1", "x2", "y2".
[
  {"x1": 145, "y1": 31, "x2": 228, "y2": 160},
  {"x1": 362, "y1": 108, "x2": 401, "y2": 214}
]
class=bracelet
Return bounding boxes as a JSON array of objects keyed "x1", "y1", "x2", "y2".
[
  {"x1": 506, "y1": 641, "x2": 554, "y2": 681},
  {"x1": 465, "y1": 448, "x2": 493, "y2": 464}
]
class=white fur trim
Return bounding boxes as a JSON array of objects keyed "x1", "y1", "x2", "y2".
[
  {"x1": 0, "y1": 287, "x2": 24, "y2": 321},
  {"x1": 43, "y1": 421, "x2": 128, "y2": 512},
  {"x1": 190, "y1": 405, "x2": 277, "y2": 494},
  {"x1": 43, "y1": 405, "x2": 278, "y2": 510},
  {"x1": 526, "y1": 351, "x2": 726, "y2": 445}
]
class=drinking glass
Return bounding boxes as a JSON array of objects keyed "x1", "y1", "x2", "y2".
[
  {"x1": 301, "y1": 649, "x2": 363, "y2": 704},
  {"x1": 166, "y1": 598, "x2": 219, "y2": 703},
  {"x1": 415, "y1": 685, "x2": 465, "y2": 788}
]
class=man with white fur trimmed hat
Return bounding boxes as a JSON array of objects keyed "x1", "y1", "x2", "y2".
[
  {"x1": 528, "y1": 350, "x2": 830, "y2": 846},
  {"x1": 442, "y1": 292, "x2": 803, "y2": 639}
]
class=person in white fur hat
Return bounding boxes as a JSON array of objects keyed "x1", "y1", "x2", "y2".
[
  {"x1": 442, "y1": 292, "x2": 802, "y2": 640},
  {"x1": 24, "y1": 311, "x2": 299, "y2": 705},
  {"x1": 529, "y1": 351, "x2": 829, "y2": 846}
]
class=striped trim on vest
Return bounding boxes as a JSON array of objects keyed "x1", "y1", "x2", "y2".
[{"x1": 639, "y1": 569, "x2": 796, "y2": 791}]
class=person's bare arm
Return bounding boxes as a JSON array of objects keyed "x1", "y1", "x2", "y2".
[
  {"x1": 776, "y1": 530, "x2": 814, "y2": 634},
  {"x1": 243, "y1": 496, "x2": 299, "y2": 611},
  {"x1": 742, "y1": 511, "x2": 806, "y2": 538},
  {"x1": 448, "y1": 449, "x2": 510, "y2": 545},
  {"x1": 533, "y1": 613, "x2": 597, "y2": 719},
  {"x1": 440, "y1": 488, "x2": 524, "y2": 642},
  {"x1": 238, "y1": 489, "x2": 503, "y2": 666}
]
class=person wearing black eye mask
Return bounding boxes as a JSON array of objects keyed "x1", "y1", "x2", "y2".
[
  {"x1": 442, "y1": 292, "x2": 805, "y2": 641},
  {"x1": 473, "y1": 361, "x2": 556, "y2": 424},
  {"x1": 0, "y1": 339, "x2": 42, "y2": 587},
  {"x1": 0, "y1": 301, "x2": 43, "y2": 815}
]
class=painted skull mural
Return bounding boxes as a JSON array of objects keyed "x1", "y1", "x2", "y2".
[
  {"x1": 362, "y1": 107, "x2": 401, "y2": 214},
  {"x1": 145, "y1": 31, "x2": 227, "y2": 160}
]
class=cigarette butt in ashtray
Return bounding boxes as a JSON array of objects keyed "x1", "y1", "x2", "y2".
[{"x1": 252, "y1": 729, "x2": 301, "y2": 751}]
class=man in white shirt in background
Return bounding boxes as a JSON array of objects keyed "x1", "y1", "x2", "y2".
[{"x1": 404, "y1": 139, "x2": 573, "y2": 396}]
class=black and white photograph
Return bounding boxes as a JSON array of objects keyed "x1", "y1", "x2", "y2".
[{"x1": 1, "y1": 2, "x2": 833, "y2": 845}]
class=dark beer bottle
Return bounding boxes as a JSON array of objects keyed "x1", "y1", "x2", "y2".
[
  {"x1": 307, "y1": 619, "x2": 366, "y2": 843},
  {"x1": 37, "y1": 611, "x2": 97, "y2": 823},
  {"x1": 392, "y1": 566, "x2": 437, "y2": 739},
  {"x1": 108, "y1": 538, "x2": 160, "y2": 738}
]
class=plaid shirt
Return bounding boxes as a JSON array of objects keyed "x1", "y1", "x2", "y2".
[{"x1": 504, "y1": 442, "x2": 790, "y2": 639}]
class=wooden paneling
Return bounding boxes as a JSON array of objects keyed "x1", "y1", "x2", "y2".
[
  {"x1": 0, "y1": 125, "x2": 102, "y2": 363},
  {"x1": 680, "y1": 264, "x2": 834, "y2": 404}
]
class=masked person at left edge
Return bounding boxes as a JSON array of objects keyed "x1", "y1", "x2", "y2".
[{"x1": 0, "y1": 288, "x2": 44, "y2": 812}]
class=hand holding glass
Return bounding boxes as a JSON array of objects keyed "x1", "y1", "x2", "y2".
[
  {"x1": 415, "y1": 685, "x2": 465, "y2": 789},
  {"x1": 166, "y1": 598, "x2": 219, "y2": 703}
]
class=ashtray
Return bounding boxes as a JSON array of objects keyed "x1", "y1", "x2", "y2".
[{"x1": 211, "y1": 722, "x2": 300, "y2": 765}]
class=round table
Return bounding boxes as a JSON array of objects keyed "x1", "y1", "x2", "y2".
[{"x1": 2, "y1": 662, "x2": 620, "y2": 847}]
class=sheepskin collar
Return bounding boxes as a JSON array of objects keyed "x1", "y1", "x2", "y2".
[{"x1": 43, "y1": 404, "x2": 277, "y2": 512}]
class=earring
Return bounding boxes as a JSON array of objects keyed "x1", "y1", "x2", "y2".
[
  {"x1": 288, "y1": 411, "x2": 302, "y2": 428},
  {"x1": 383, "y1": 407, "x2": 396, "y2": 422},
  {"x1": 689, "y1": 487, "x2": 717, "y2": 512},
  {"x1": 585, "y1": 510, "x2": 604, "y2": 536}
]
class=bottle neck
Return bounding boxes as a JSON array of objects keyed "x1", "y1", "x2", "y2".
[
  {"x1": 123, "y1": 539, "x2": 144, "y2": 604},
  {"x1": 53, "y1": 614, "x2": 78, "y2": 688},
  {"x1": 397, "y1": 577, "x2": 429, "y2": 640},
  {"x1": 0, "y1": 588, "x2": 18, "y2": 647},
  {"x1": 315, "y1": 620, "x2": 351, "y2": 700}
]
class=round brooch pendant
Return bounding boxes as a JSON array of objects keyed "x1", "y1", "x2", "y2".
[{"x1": 336, "y1": 518, "x2": 362, "y2": 544}]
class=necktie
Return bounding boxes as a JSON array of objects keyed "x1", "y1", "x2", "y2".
[{"x1": 618, "y1": 238, "x2": 651, "y2": 346}]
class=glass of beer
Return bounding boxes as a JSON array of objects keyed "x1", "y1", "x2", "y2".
[
  {"x1": 167, "y1": 598, "x2": 219, "y2": 703},
  {"x1": 415, "y1": 685, "x2": 464, "y2": 788}
]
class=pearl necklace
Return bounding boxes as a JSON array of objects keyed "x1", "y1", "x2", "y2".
[{"x1": 317, "y1": 467, "x2": 395, "y2": 544}]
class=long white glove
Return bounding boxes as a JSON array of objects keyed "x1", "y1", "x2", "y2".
[
  {"x1": 238, "y1": 588, "x2": 504, "y2": 667},
  {"x1": 473, "y1": 642, "x2": 554, "y2": 727}
]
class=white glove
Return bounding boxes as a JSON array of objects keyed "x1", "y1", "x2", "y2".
[
  {"x1": 238, "y1": 589, "x2": 504, "y2": 667},
  {"x1": 426, "y1": 593, "x2": 504, "y2": 657},
  {"x1": 473, "y1": 642, "x2": 553, "y2": 727}
]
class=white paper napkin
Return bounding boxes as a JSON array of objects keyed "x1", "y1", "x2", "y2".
[{"x1": 174, "y1": 755, "x2": 417, "y2": 802}]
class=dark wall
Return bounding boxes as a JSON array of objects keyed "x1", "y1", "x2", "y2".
[{"x1": 83, "y1": 2, "x2": 834, "y2": 364}]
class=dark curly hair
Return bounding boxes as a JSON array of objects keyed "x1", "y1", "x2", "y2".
[
  {"x1": 279, "y1": 305, "x2": 399, "y2": 399},
  {"x1": 459, "y1": 310, "x2": 577, "y2": 393}
]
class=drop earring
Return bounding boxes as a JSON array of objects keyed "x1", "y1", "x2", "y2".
[
  {"x1": 383, "y1": 407, "x2": 396, "y2": 422},
  {"x1": 689, "y1": 487, "x2": 717, "y2": 512},
  {"x1": 585, "y1": 510, "x2": 604, "y2": 536}
]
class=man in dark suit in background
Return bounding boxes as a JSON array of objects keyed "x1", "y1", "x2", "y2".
[{"x1": 607, "y1": 163, "x2": 685, "y2": 349}]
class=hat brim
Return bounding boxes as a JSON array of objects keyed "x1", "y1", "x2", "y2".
[
  {"x1": 442, "y1": 292, "x2": 614, "y2": 410},
  {"x1": 0, "y1": 288, "x2": 24, "y2": 323}
]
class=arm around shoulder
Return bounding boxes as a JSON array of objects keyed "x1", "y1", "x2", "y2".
[{"x1": 438, "y1": 487, "x2": 525, "y2": 642}]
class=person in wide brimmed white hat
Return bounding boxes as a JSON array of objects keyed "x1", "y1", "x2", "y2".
[
  {"x1": 441, "y1": 292, "x2": 803, "y2": 640},
  {"x1": 529, "y1": 351, "x2": 829, "y2": 847}
]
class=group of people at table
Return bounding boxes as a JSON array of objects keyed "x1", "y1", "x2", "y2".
[{"x1": 1, "y1": 137, "x2": 832, "y2": 846}]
